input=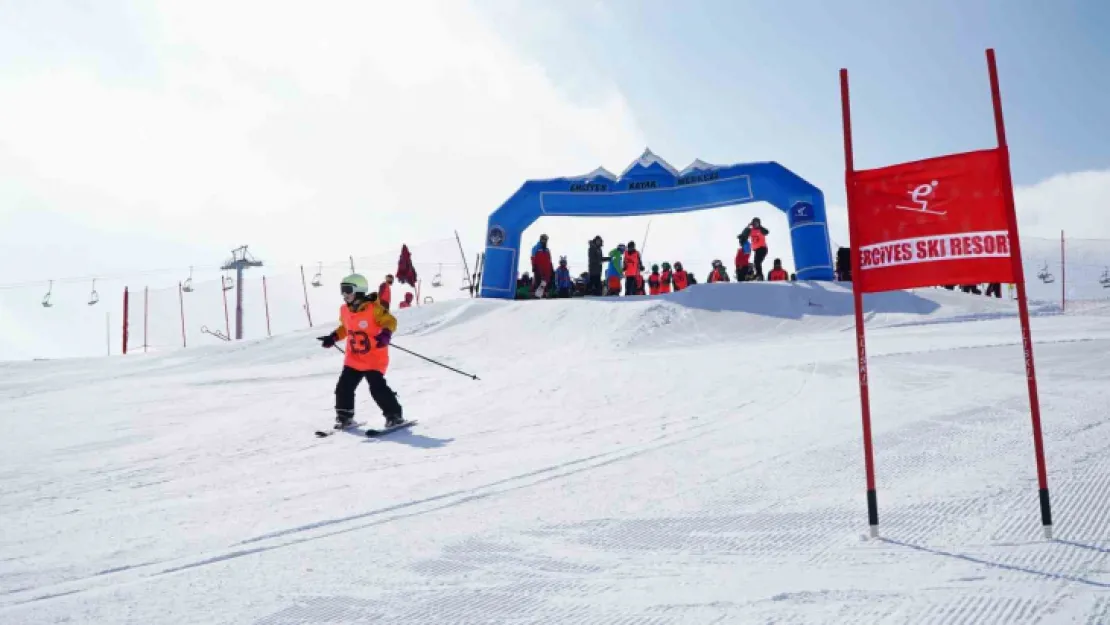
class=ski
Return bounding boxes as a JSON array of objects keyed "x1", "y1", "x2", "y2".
[
  {"x1": 315, "y1": 421, "x2": 367, "y2": 438},
  {"x1": 366, "y1": 420, "x2": 418, "y2": 437}
]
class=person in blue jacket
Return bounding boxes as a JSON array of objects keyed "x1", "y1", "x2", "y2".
[{"x1": 554, "y1": 257, "x2": 573, "y2": 298}]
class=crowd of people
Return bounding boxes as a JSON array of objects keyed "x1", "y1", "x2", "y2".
[{"x1": 516, "y1": 218, "x2": 793, "y2": 299}]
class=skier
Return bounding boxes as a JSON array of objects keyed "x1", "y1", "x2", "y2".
[
  {"x1": 672, "y1": 261, "x2": 690, "y2": 291},
  {"x1": 378, "y1": 274, "x2": 394, "y2": 310},
  {"x1": 739, "y1": 218, "x2": 770, "y2": 280},
  {"x1": 554, "y1": 257, "x2": 573, "y2": 298},
  {"x1": 767, "y1": 258, "x2": 789, "y2": 281},
  {"x1": 659, "y1": 262, "x2": 673, "y2": 294},
  {"x1": 648, "y1": 264, "x2": 662, "y2": 295},
  {"x1": 707, "y1": 260, "x2": 730, "y2": 283},
  {"x1": 623, "y1": 241, "x2": 643, "y2": 296},
  {"x1": 318, "y1": 273, "x2": 404, "y2": 430}
]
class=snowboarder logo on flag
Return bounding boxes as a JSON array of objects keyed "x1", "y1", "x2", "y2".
[{"x1": 895, "y1": 180, "x2": 946, "y2": 215}]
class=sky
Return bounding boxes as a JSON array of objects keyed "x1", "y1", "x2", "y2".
[{"x1": 2, "y1": 0, "x2": 1109, "y2": 301}]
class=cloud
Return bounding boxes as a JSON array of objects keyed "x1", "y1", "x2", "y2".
[
  {"x1": 1013, "y1": 169, "x2": 1110, "y2": 240},
  {"x1": 0, "y1": 0, "x2": 645, "y2": 286}
]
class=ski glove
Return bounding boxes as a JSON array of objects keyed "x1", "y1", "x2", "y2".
[
  {"x1": 318, "y1": 333, "x2": 338, "y2": 348},
  {"x1": 374, "y1": 328, "x2": 392, "y2": 348}
]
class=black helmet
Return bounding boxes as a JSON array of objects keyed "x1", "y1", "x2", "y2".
[
  {"x1": 627, "y1": 241, "x2": 636, "y2": 249},
  {"x1": 652, "y1": 264, "x2": 659, "y2": 272}
]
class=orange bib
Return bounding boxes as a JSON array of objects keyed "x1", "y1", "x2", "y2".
[
  {"x1": 749, "y1": 229, "x2": 766, "y2": 249},
  {"x1": 340, "y1": 304, "x2": 390, "y2": 373}
]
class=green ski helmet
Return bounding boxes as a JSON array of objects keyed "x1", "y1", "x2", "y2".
[
  {"x1": 340, "y1": 273, "x2": 369, "y2": 296},
  {"x1": 661, "y1": 261, "x2": 671, "y2": 270}
]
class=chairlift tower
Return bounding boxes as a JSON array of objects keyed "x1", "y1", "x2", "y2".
[{"x1": 221, "y1": 245, "x2": 264, "y2": 340}]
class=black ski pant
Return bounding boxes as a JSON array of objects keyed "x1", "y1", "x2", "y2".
[
  {"x1": 335, "y1": 366, "x2": 402, "y2": 417},
  {"x1": 588, "y1": 271, "x2": 603, "y2": 296},
  {"x1": 753, "y1": 247, "x2": 768, "y2": 280},
  {"x1": 625, "y1": 276, "x2": 638, "y2": 296},
  {"x1": 985, "y1": 282, "x2": 1002, "y2": 298}
]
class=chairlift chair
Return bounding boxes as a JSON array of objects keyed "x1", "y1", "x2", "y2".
[
  {"x1": 41, "y1": 280, "x2": 53, "y2": 308},
  {"x1": 87, "y1": 279, "x2": 99, "y2": 306},
  {"x1": 311, "y1": 262, "x2": 323, "y2": 288},
  {"x1": 222, "y1": 275, "x2": 234, "y2": 291},
  {"x1": 1037, "y1": 262, "x2": 1054, "y2": 284},
  {"x1": 1100, "y1": 268, "x2": 1110, "y2": 288},
  {"x1": 431, "y1": 264, "x2": 443, "y2": 288},
  {"x1": 182, "y1": 267, "x2": 195, "y2": 293}
]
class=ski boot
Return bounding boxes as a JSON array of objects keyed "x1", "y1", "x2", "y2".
[
  {"x1": 384, "y1": 411, "x2": 405, "y2": 428},
  {"x1": 335, "y1": 409, "x2": 357, "y2": 429}
]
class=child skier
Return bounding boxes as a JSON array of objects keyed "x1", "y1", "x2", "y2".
[
  {"x1": 648, "y1": 264, "x2": 662, "y2": 295},
  {"x1": 318, "y1": 273, "x2": 404, "y2": 430},
  {"x1": 554, "y1": 257, "x2": 573, "y2": 298}
]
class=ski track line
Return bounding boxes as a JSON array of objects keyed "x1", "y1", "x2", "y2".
[{"x1": 1, "y1": 391, "x2": 795, "y2": 612}]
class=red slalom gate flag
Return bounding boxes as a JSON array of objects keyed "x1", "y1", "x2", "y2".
[
  {"x1": 848, "y1": 147, "x2": 1017, "y2": 293},
  {"x1": 396, "y1": 244, "x2": 418, "y2": 287}
]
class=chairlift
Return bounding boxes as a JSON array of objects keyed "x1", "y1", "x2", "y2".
[
  {"x1": 41, "y1": 280, "x2": 53, "y2": 308},
  {"x1": 431, "y1": 264, "x2": 443, "y2": 288},
  {"x1": 423, "y1": 296, "x2": 435, "y2": 305},
  {"x1": 222, "y1": 274, "x2": 234, "y2": 291},
  {"x1": 1036, "y1": 262, "x2": 1054, "y2": 284},
  {"x1": 311, "y1": 262, "x2": 323, "y2": 288},
  {"x1": 182, "y1": 266, "x2": 195, "y2": 293},
  {"x1": 1100, "y1": 267, "x2": 1110, "y2": 288},
  {"x1": 87, "y1": 279, "x2": 99, "y2": 306}
]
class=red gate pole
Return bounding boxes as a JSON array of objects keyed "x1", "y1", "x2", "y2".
[
  {"x1": 1060, "y1": 230, "x2": 1065, "y2": 313},
  {"x1": 144, "y1": 287, "x2": 149, "y2": 353},
  {"x1": 840, "y1": 67, "x2": 879, "y2": 538},
  {"x1": 179, "y1": 282, "x2": 187, "y2": 348},
  {"x1": 987, "y1": 48, "x2": 1053, "y2": 539},
  {"x1": 300, "y1": 265, "x2": 313, "y2": 327},
  {"x1": 122, "y1": 287, "x2": 129, "y2": 355},
  {"x1": 262, "y1": 276, "x2": 272, "y2": 337}
]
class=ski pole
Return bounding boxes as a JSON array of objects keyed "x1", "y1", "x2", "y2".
[
  {"x1": 331, "y1": 343, "x2": 478, "y2": 380},
  {"x1": 391, "y1": 342, "x2": 479, "y2": 380}
]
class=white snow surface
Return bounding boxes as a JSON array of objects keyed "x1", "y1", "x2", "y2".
[{"x1": 2, "y1": 282, "x2": 1109, "y2": 624}]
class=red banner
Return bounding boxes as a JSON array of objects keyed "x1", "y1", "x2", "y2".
[{"x1": 848, "y1": 147, "x2": 1016, "y2": 293}]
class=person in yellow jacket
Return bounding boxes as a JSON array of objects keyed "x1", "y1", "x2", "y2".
[{"x1": 318, "y1": 273, "x2": 404, "y2": 429}]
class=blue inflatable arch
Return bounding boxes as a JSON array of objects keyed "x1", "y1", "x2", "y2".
[{"x1": 480, "y1": 149, "x2": 834, "y2": 299}]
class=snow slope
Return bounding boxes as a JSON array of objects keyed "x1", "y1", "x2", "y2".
[{"x1": 1, "y1": 283, "x2": 1109, "y2": 624}]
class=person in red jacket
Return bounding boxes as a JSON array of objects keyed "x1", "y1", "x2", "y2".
[
  {"x1": 735, "y1": 236, "x2": 751, "y2": 281},
  {"x1": 707, "y1": 260, "x2": 730, "y2": 283},
  {"x1": 672, "y1": 262, "x2": 690, "y2": 291},
  {"x1": 378, "y1": 274, "x2": 394, "y2": 310},
  {"x1": 648, "y1": 265, "x2": 661, "y2": 295},
  {"x1": 659, "y1": 262, "x2": 673, "y2": 294},
  {"x1": 531, "y1": 238, "x2": 555, "y2": 297},
  {"x1": 622, "y1": 241, "x2": 643, "y2": 297},
  {"x1": 739, "y1": 218, "x2": 770, "y2": 280},
  {"x1": 767, "y1": 258, "x2": 789, "y2": 281}
]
